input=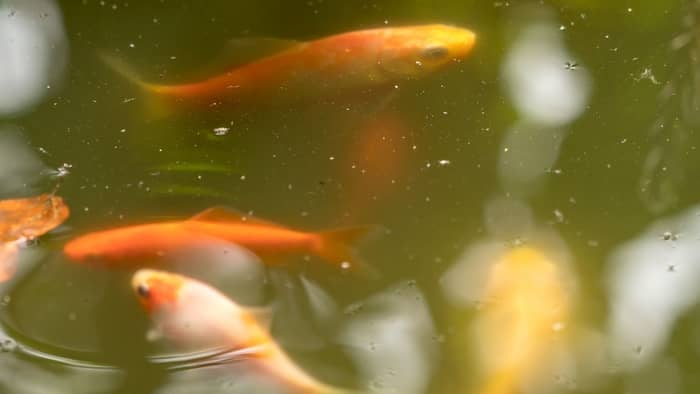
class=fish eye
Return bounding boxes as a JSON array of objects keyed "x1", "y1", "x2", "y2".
[
  {"x1": 136, "y1": 284, "x2": 150, "y2": 298},
  {"x1": 421, "y1": 45, "x2": 449, "y2": 60}
]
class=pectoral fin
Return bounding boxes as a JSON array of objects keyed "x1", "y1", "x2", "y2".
[{"x1": 189, "y1": 206, "x2": 282, "y2": 228}]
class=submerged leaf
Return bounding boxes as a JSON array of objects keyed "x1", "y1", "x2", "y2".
[
  {"x1": 0, "y1": 193, "x2": 69, "y2": 282},
  {"x1": 0, "y1": 194, "x2": 70, "y2": 242}
]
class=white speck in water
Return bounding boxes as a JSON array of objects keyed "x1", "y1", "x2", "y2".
[
  {"x1": 329, "y1": 156, "x2": 335, "y2": 161},
  {"x1": 213, "y1": 127, "x2": 229, "y2": 136},
  {"x1": 661, "y1": 231, "x2": 679, "y2": 241},
  {"x1": 564, "y1": 61, "x2": 578, "y2": 71},
  {"x1": 554, "y1": 209, "x2": 564, "y2": 223},
  {"x1": 340, "y1": 261, "x2": 351, "y2": 270},
  {"x1": 0, "y1": 338, "x2": 16, "y2": 352},
  {"x1": 438, "y1": 159, "x2": 451, "y2": 166},
  {"x1": 55, "y1": 163, "x2": 72, "y2": 177},
  {"x1": 128, "y1": 43, "x2": 135, "y2": 48},
  {"x1": 240, "y1": 175, "x2": 246, "y2": 181}
]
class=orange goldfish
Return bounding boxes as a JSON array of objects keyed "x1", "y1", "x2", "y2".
[
  {"x1": 101, "y1": 24, "x2": 476, "y2": 113},
  {"x1": 64, "y1": 207, "x2": 371, "y2": 271},
  {"x1": 132, "y1": 269, "x2": 351, "y2": 393},
  {"x1": 339, "y1": 111, "x2": 408, "y2": 222}
]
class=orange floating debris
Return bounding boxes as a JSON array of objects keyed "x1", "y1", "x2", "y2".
[{"x1": 0, "y1": 193, "x2": 70, "y2": 281}]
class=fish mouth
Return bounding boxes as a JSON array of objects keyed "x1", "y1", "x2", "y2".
[
  {"x1": 131, "y1": 269, "x2": 158, "y2": 292},
  {"x1": 455, "y1": 30, "x2": 477, "y2": 59}
]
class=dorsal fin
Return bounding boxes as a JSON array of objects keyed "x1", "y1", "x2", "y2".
[
  {"x1": 197, "y1": 38, "x2": 303, "y2": 76},
  {"x1": 189, "y1": 206, "x2": 282, "y2": 227}
]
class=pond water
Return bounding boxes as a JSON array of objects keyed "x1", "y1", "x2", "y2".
[{"x1": 0, "y1": 0, "x2": 699, "y2": 393}]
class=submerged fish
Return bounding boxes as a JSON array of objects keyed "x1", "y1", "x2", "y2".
[
  {"x1": 132, "y1": 269, "x2": 351, "y2": 393},
  {"x1": 64, "y1": 206, "x2": 372, "y2": 271},
  {"x1": 101, "y1": 24, "x2": 476, "y2": 114},
  {"x1": 0, "y1": 193, "x2": 70, "y2": 281},
  {"x1": 472, "y1": 246, "x2": 571, "y2": 394}
]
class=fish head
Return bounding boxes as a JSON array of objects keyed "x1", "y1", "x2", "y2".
[
  {"x1": 131, "y1": 269, "x2": 185, "y2": 314},
  {"x1": 378, "y1": 24, "x2": 476, "y2": 79},
  {"x1": 131, "y1": 269, "x2": 255, "y2": 349}
]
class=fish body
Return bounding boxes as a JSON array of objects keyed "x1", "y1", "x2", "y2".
[
  {"x1": 473, "y1": 246, "x2": 570, "y2": 394},
  {"x1": 64, "y1": 207, "x2": 370, "y2": 270},
  {"x1": 132, "y1": 269, "x2": 346, "y2": 393},
  {"x1": 103, "y1": 24, "x2": 476, "y2": 111}
]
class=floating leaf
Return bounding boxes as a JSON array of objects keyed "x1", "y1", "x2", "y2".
[
  {"x1": 0, "y1": 194, "x2": 70, "y2": 242},
  {"x1": 0, "y1": 194, "x2": 69, "y2": 282}
]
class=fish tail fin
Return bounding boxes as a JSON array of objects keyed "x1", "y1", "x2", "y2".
[
  {"x1": 98, "y1": 51, "x2": 173, "y2": 119},
  {"x1": 314, "y1": 226, "x2": 379, "y2": 278}
]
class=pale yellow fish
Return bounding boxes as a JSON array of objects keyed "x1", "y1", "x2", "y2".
[{"x1": 471, "y1": 246, "x2": 571, "y2": 394}]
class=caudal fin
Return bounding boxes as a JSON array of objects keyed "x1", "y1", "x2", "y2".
[
  {"x1": 98, "y1": 51, "x2": 173, "y2": 118},
  {"x1": 314, "y1": 226, "x2": 378, "y2": 277}
]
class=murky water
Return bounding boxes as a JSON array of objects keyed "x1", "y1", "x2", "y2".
[{"x1": 0, "y1": 0, "x2": 699, "y2": 393}]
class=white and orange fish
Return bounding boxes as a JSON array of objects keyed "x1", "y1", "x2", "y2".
[
  {"x1": 101, "y1": 24, "x2": 476, "y2": 115},
  {"x1": 132, "y1": 269, "x2": 353, "y2": 393},
  {"x1": 64, "y1": 206, "x2": 372, "y2": 272}
]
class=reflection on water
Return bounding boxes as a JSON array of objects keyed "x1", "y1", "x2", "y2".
[
  {"x1": 0, "y1": 0, "x2": 68, "y2": 117},
  {"x1": 338, "y1": 281, "x2": 436, "y2": 394},
  {"x1": 607, "y1": 204, "x2": 700, "y2": 370},
  {"x1": 499, "y1": 9, "x2": 591, "y2": 197},
  {"x1": 0, "y1": 130, "x2": 47, "y2": 197}
]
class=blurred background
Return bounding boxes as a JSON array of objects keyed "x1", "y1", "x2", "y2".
[{"x1": 0, "y1": 0, "x2": 699, "y2": 393}]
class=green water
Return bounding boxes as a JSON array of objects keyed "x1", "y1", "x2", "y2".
[{"x1": 0, "y1": 0, "x2": 699, "y2": 393}]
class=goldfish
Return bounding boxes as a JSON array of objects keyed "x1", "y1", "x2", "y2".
[
  {"x1": 64, "y1": 206, "x2": 372, "y2": 271},
  {"x1": 0, "y1": 193, "x2": 69, "y2": 281},
  {"x1": 471, "y1": 246, "x2": 571, "y2": 394},
  {"x1": 101, "y1": 24, "x2": 476, "y2": 114},
  {"x1": 339, "y1": 111, "x2": 408, "y2": 222},
  {"x1": 132, "y1": 269, "x2": 351, "y2": 393}
]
